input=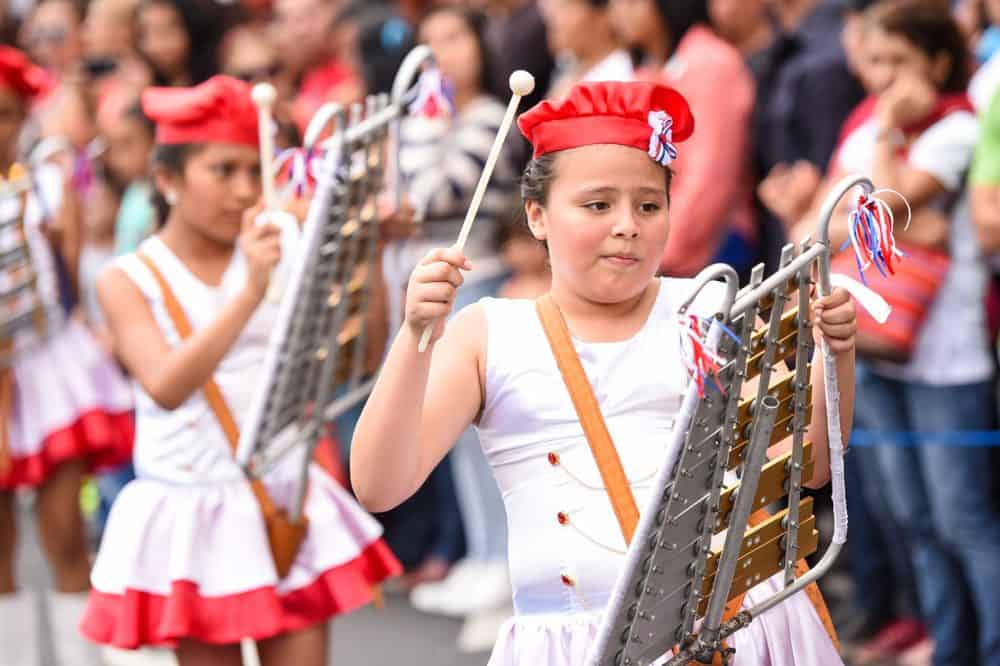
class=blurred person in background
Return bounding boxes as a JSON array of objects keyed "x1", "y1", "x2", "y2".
[
  {"x1": 611, "y1": 0, "x2": 756, "y2": 278},
  {"x1": 220, "y1": 21, "x2": 297, "y2": 136},
  {"x1": 708, "y1": 0, "x2": 773, "y2": 62},
  {"x1": 272, "y1": 0, "x2": 363, "y2": 133},
  {"x1": 20, "y1": 0, "x2": 82, "y2": 81},
  {"x1": 390, "y1": 4, "x2": 517, "y2": 648},
  {"x1": 77, "y1": 164, "x2": 120, "y2": 351},
  {"x1": 540, "y1": 0, "x2": 632, "y2": 98},
  {"x1": 782, "y1": 4, "x2": 1000, "y2": 664},
  {"x1": 136, "y1": 0, "x2": 226, "y2": 87},
  {"x1": 103, "y1": 100, "x2": 155, "y2": 255},
  {"x1": 970, "y1": 0, "x2": 1000, "y2": 111},
  {"x1": 479, "y1": 0, "x2": 554, "y2": 119},
  {"x1": 93, "y1": 100, "x2": 154, "y2": 547},
  {"x1": 0, "y1": 0, "x2": 23, "y2": 44},
  {"x1": 742, "y1": 0, "x2": 865, "y2": 274},
  {"x1": 476, "y1": 0, "x2": 556, "y2": 171},
  {"x1": 352, "y1": 5, "x2": 417, "y2": 95},
  {"x1": 84, "y1": 0, "x2": 154, "y2": 159},
  {"x1": 0, "y1": 45, "x2": 132, "y2": 666}
]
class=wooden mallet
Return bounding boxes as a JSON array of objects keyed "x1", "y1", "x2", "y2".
[
  {"x1": 252, "y1": 82, "x2": 299, "y2": 303},
  {"x1": 417, "y1": 70, "x2": 535, "y2": 352}
]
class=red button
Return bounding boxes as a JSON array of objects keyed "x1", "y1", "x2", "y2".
[
  {"x1": 548, "y1": 452, "x2": 560, "y2": 466},
  {"x1": 560, "y1": 573, "x2": 575, "y2": 586},
  {"x1": 557, "y1": 511, "x2": 569, "y2": 525}
]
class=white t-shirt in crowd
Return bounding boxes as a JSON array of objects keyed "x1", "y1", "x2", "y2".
[
  {"x1": 836, "y1": 110, "x2": 994, "y2": 386},
  {"x1": 579, "y1": 49, "x2": 635, "y2": 84}
]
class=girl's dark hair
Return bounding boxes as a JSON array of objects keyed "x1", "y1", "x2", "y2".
[
  {"x1": 419, "y1": 4, "x2": 505, "y2": 102},
  {"x1": 137, "y1": 0, "x2": 227, "y2": 85},
  {"x1": 356, "y1": 10, "x2": 417, "y2": 95},
  {"x1": 866, "y1": 0, "x2": 971, "y2": 93},
  {"x1": 520, "y1": 153, "x2": 674, "y2": 206},
  {"x1": 149, "y1": 142, "x2": 202, "y2": 227},
  {"x1": 653, "y1": 0, "x2": 710, "y2": 58}
]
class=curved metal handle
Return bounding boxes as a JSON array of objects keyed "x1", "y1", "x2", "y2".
[
  {"x1": 303, "y1": 102, "x2": 345, "y2": 152},
  {"x1": 677, "y1": 262, "x2": 740, "y2": 323},
  {"x1": 389, "y1": 45, "x2": 435, "y2": 209},
  {"x1": 391, "y1": 44, "x2": 434, "y2": 105},
  {"x1": 815, "y1": 173, "x2": 874, "y2": 297}
]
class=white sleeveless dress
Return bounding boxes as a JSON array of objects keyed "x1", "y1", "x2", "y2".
[
  {"x1": 477, "y1": 278, "x2": 842, "y2": 665},
  {"x1": 2, "y1": 164, "x2": 133, "y2": 489},
  {"x1": 81, "y1": 236, "x2": 400, "y2": 649}
]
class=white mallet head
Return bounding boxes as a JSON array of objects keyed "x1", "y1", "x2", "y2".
[
  {"x1": 251, "y1": 82, "x2": 277, "y2": 109},
  {"x1": 509, "y1": 70, "x2": 535, "y2": 97}
]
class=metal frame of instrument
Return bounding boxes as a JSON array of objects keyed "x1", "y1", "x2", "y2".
[
  {"x1": 0, "y1": 172, "x2": 53, "y2": 368},
  {"x1": 235, "y1": 46, "x2": 435, "y2": 521},
  {"x1": 588, "y1": 175, "x2": 873, "y2": 666}
]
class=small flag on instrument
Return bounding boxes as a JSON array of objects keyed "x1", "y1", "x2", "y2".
[{"x1": 410, "y1": 67, "x2": 455, "y2": 119}]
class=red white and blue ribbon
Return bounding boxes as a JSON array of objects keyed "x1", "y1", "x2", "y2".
[
  {"x1": 679, "y1": 313, "x2": 738, "y2": 398},
  {"x1": 273, "y1": 146, "x2": 322, "y2": 200},
  {"x1": 844, "y1": 189, "x2": 911, "y2": 285},
  {"x1": 647, "y1": 110, "x2": 678, "y2": 167},
  {"x1": 409, "y1": 67, "x2": 455, "y2": 119}
]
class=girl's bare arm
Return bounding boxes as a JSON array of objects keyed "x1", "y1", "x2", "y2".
[
  {"x1": 351, "y1": 248, "x2": 485, "y2": 513},
  {"x1": 97, "y1": 209, "x2": 281, "y2": 409},
  {"x1": 97, "y1": 266, "x2": 267, "y2": 410}
]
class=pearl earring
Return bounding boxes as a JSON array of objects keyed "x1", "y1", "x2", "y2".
[{"x1": 165, "y1": 191, "x2": 177, "y2": 206}]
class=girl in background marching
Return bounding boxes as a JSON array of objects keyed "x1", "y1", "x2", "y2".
[
  {"x1": 352, "y1": 80, "x2": 856, "y2": 664},
  {"x1": 0, "y1": 45, "x2": 133, "y2": 666},
  {"x1": 81, "y1": 75, "x2": 400, "y2": 666}
]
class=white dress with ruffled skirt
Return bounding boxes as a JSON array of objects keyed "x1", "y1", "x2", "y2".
[
  {"x1": 476, "y1": 280, "x2": 843, "y2": 665},
  {"x1": 81, "y1": 236, "x2": 400, "y2": 648},
  {"x1": 1, "y1": 165, "x2": 133, "y2": 489}
]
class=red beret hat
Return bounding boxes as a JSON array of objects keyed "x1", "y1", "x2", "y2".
[
  {"x1": 142, "y1": 75, "x2": 259, "y2": 148},
  {"x1": 0, "y1": 46, "x2": 50, "y2": 100},
  {"x1": 517, "y1": 81, "x2": 695, "y2": 166}
]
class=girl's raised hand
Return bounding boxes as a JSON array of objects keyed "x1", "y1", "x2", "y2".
[
  {"x1": 404, "y1": 246, "x2": 472, "y2": 345},
  {"x1": 239, "y1": 202, "x2": 283, "y2": 299},
  {"x1": 812, "y1": 287, "x2": 856, "y2": 355}
]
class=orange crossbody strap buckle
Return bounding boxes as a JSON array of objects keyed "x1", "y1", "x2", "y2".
[{"x1": 535, "y1": 295, "x2": 640, "y2": 544}]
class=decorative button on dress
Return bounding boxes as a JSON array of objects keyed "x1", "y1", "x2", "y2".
[
  {"x1": 476, "y1": 279, "x2": 842, "y2": 665},
  {"x1": 81, "y1": 237, "x2": 401, "y2": 649}
]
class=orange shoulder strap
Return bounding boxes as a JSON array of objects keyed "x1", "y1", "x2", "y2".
[
  {"x1": 136, "y1": 251, "x2": 277, "y2": 515},
  {"x1": 535, "y1": 295, "x2": 640, "y2": 544}
]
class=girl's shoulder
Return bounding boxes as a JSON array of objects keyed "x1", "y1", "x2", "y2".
[
  {"x1": 477, "y1": 295, "x2": 538, "y2": 328},
  {"x1": 107, "y1": 237, "x2": 167, "y2": 299}
]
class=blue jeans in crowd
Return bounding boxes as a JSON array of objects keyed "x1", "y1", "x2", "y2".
[{"x1": 854, "y1": 363, "x2": 1000, "y2": 666}]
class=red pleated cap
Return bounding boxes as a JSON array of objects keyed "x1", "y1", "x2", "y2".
[
  {"x1": 142, "y1": 75, "x2": 259, "y2": 148},
  {"x1": 517, "y1": 81, "x2": 695, "y2": 164}
]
